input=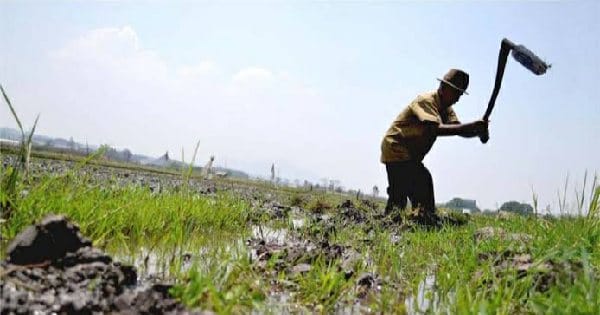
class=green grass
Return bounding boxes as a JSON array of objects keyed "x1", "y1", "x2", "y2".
[
  {"x1": 193, "y1": 214, "x2": 598, "y2": 314},
  {"x1": 1, "y1": 147, "x2": 598, "y2": 314},
  {"x1": 0, "y1": 166, "x2": 250, "y2": 250},
  {"x1": 169, "y1": 247, "x2": 268, "y2": 314}
]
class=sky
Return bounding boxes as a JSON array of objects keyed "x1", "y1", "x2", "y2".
[{"x1": 1, "y1": 1, "x2": 598, "y2": 212}]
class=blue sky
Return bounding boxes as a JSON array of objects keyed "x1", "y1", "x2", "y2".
[{"x1": 1, "y1": 1, "x2": 598, "y2": 211}]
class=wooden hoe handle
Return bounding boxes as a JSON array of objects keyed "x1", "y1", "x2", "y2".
[{"x1": 480, "y1": 38, "x2": 515, "y2": 144}]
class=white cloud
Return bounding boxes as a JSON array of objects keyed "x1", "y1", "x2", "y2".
[
  {"x1": 58, "y1": 26, "x2": 139, "y2": 53},
  {"x1": 51, "y1": 26, "x2": 169, "y2": 89},
  {"x1": 55, "y1": 26, "x2": 143, "y2": 64},
  {"x1": 232, "y1": 67, "x2": 274, "y2": 85},
  {"x1": 33, "y1": 26, "x2": 339, "y2": 186},
  {"x1": 178, "y1": 61, "x2": 218, "y2": 78}
]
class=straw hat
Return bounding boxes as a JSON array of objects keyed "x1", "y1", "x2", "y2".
[{"x1": 437, "y1": 69, "x2": 469, "y2": 95}]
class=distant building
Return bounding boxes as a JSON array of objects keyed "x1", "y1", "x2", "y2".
[
  {"x1": 214, "y1": 171, "x2": 228, "y2": 178},
  {"x1": 461, "y1": 199, "x2": 477, "y2": 210},
  {"x1": 48, "y1": 138, "x2": 71, "y2": 149},
  {"x1": 445, "y1": 198, "x2": 480, "y2": 212},
  {"x1": 0, "y1": 138, "x2": 20, "y2": 148}
]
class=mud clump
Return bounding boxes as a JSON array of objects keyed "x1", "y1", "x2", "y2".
[
  {"x1": 472, "y1": 228, "x2": 587, "y2": 293},
  {"x1": 354, "y1": 272, "x2": 386, "y2": 299},
  {"x1": 1, "y1": 214, "x2": 205, "y2": 314},
  {"x1": 247, "y1": 238, "x2": 351, "y2": 272},
  {"x1": 246, "y1": 236, "x2": 388, "y2": 302},
  {"x1": 6, "y1": 214, "x2": 92, "y2": 265},
  {"x1": 336, "y1": 200, "x2": 368, "y2": 224},
  {"x1": 474, "y1": 250, "x2": 584, "y2": 292}
]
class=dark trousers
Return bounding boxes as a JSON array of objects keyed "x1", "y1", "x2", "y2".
[{"x1": 385, "y1": 161, "x2": 436, "y2": 215}]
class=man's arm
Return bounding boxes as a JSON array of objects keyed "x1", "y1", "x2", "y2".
[{"x1": 436, "y1": 120, "x2": 488, "y2": 138}]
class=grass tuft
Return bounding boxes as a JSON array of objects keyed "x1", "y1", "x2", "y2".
[{"x1": 1, "y1": 85, "x2": 40, "y2": 218}]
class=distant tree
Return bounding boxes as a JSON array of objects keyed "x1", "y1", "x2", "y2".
[
  {"x1": 320, "y1": 178, "x2": 329, "y2": 190},
  {"x1": 107, "y1": 147, "x2": 119, "y2": 160},
  {"x1": 122, "y1": 148, "x2": 132, "y2": 162},
  {"x1": 329, "y1": 179, "x2": 341, "y2": 192},
  {"x1": 98, "y1": 144, "x2": 113, "y2": 159},
  {"x1": 499, "y1": 201, "x2": 534, "y2": 215}
]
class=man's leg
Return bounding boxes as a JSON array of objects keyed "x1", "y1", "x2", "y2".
[
  {"x1": 385, "y1": 162, "x2": 408, "y2": 214},
  {"x1": 407, "y1": 162, "x2": 436, "y2": 216}
]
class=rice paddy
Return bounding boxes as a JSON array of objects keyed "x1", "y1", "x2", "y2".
[{"x1": 1, "y1": 152, "x2": 598, "y2": 314}]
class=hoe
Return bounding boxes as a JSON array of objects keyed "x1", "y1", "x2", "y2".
[{"x1": 480, "y1": 38, "x2": 551, "y2": 143}]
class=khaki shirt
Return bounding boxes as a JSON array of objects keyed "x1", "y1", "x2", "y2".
[{"x1": 380, "y1": 90, "x2": 460, "y2": 163}]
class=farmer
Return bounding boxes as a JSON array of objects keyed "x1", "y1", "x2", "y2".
[{"x1": 380, "y1": 69, "x2": 488, "y2": 223}]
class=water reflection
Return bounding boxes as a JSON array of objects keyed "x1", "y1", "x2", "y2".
[{"x1": 405, "y1": 274, "x2": 437, "y2": 314}]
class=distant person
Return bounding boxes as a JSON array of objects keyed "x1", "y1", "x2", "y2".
[
  {"x1": 380, "y1": 69, "x2": 488, "y2": 224},
  {"x1": 372, "y1": 185, "x2": 379, "y2": 198},
  {"x1": 270, "y1": 163, "x2": 275, "y2": 182},
  {"x1": 202, "y1": 155, "x2": 215, "y2": 179}
]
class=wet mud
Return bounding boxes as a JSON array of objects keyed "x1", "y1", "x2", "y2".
[{"x1": 0, "y1": 215, "x2": 207, "y2": 314}]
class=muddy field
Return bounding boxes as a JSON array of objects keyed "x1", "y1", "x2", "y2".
[{"x1": 1, "y1": 155, "x2": 598, "y2": 314}]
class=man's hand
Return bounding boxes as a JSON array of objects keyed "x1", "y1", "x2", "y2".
[{"x1": 464, "y1": 120, "x2": 489, "y2": 138}]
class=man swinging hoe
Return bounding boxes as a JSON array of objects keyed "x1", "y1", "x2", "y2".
[
  {"x1": 380, "y1": 40, "x2": 550, "y2": 225},
  {"x1": 380, "y1": 69, "x2": 488, "y2": 225}
]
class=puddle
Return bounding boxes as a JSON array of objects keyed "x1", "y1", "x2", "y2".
[
  {"x1": 110, "y1": 226, "x2": 283, "y2": 283},
  {"x1": 251, "y1": 292, "x2": 310, "y2": 315},
  {"x1": 109, "y1": 224, "x2": 425, "y2": 313},
  {"x1": 336, "y1": 303, "x2": 373, "y2": 314},
  {"x1": 252, "y1": 225, "x2": 288, "y2": 244},
  {"x1": 112, "y1": 237, "x2": 247, "y2": 284},
  {"x1": 291, "y1": 218, "x2": 305, "y2": 229},
  {"x1": 113, "y1": 247, "x2": 181, "y2": 283},
  {"x1": 405, "y1": 274, "x2": 437, "y2": 314},
  {"x1": 252, "y1": 292, "x2": 372, "y2": 315}
]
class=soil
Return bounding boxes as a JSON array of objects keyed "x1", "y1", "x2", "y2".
[{"x1": 0, "y1": 214, "x2": 209, "y2": 315}]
